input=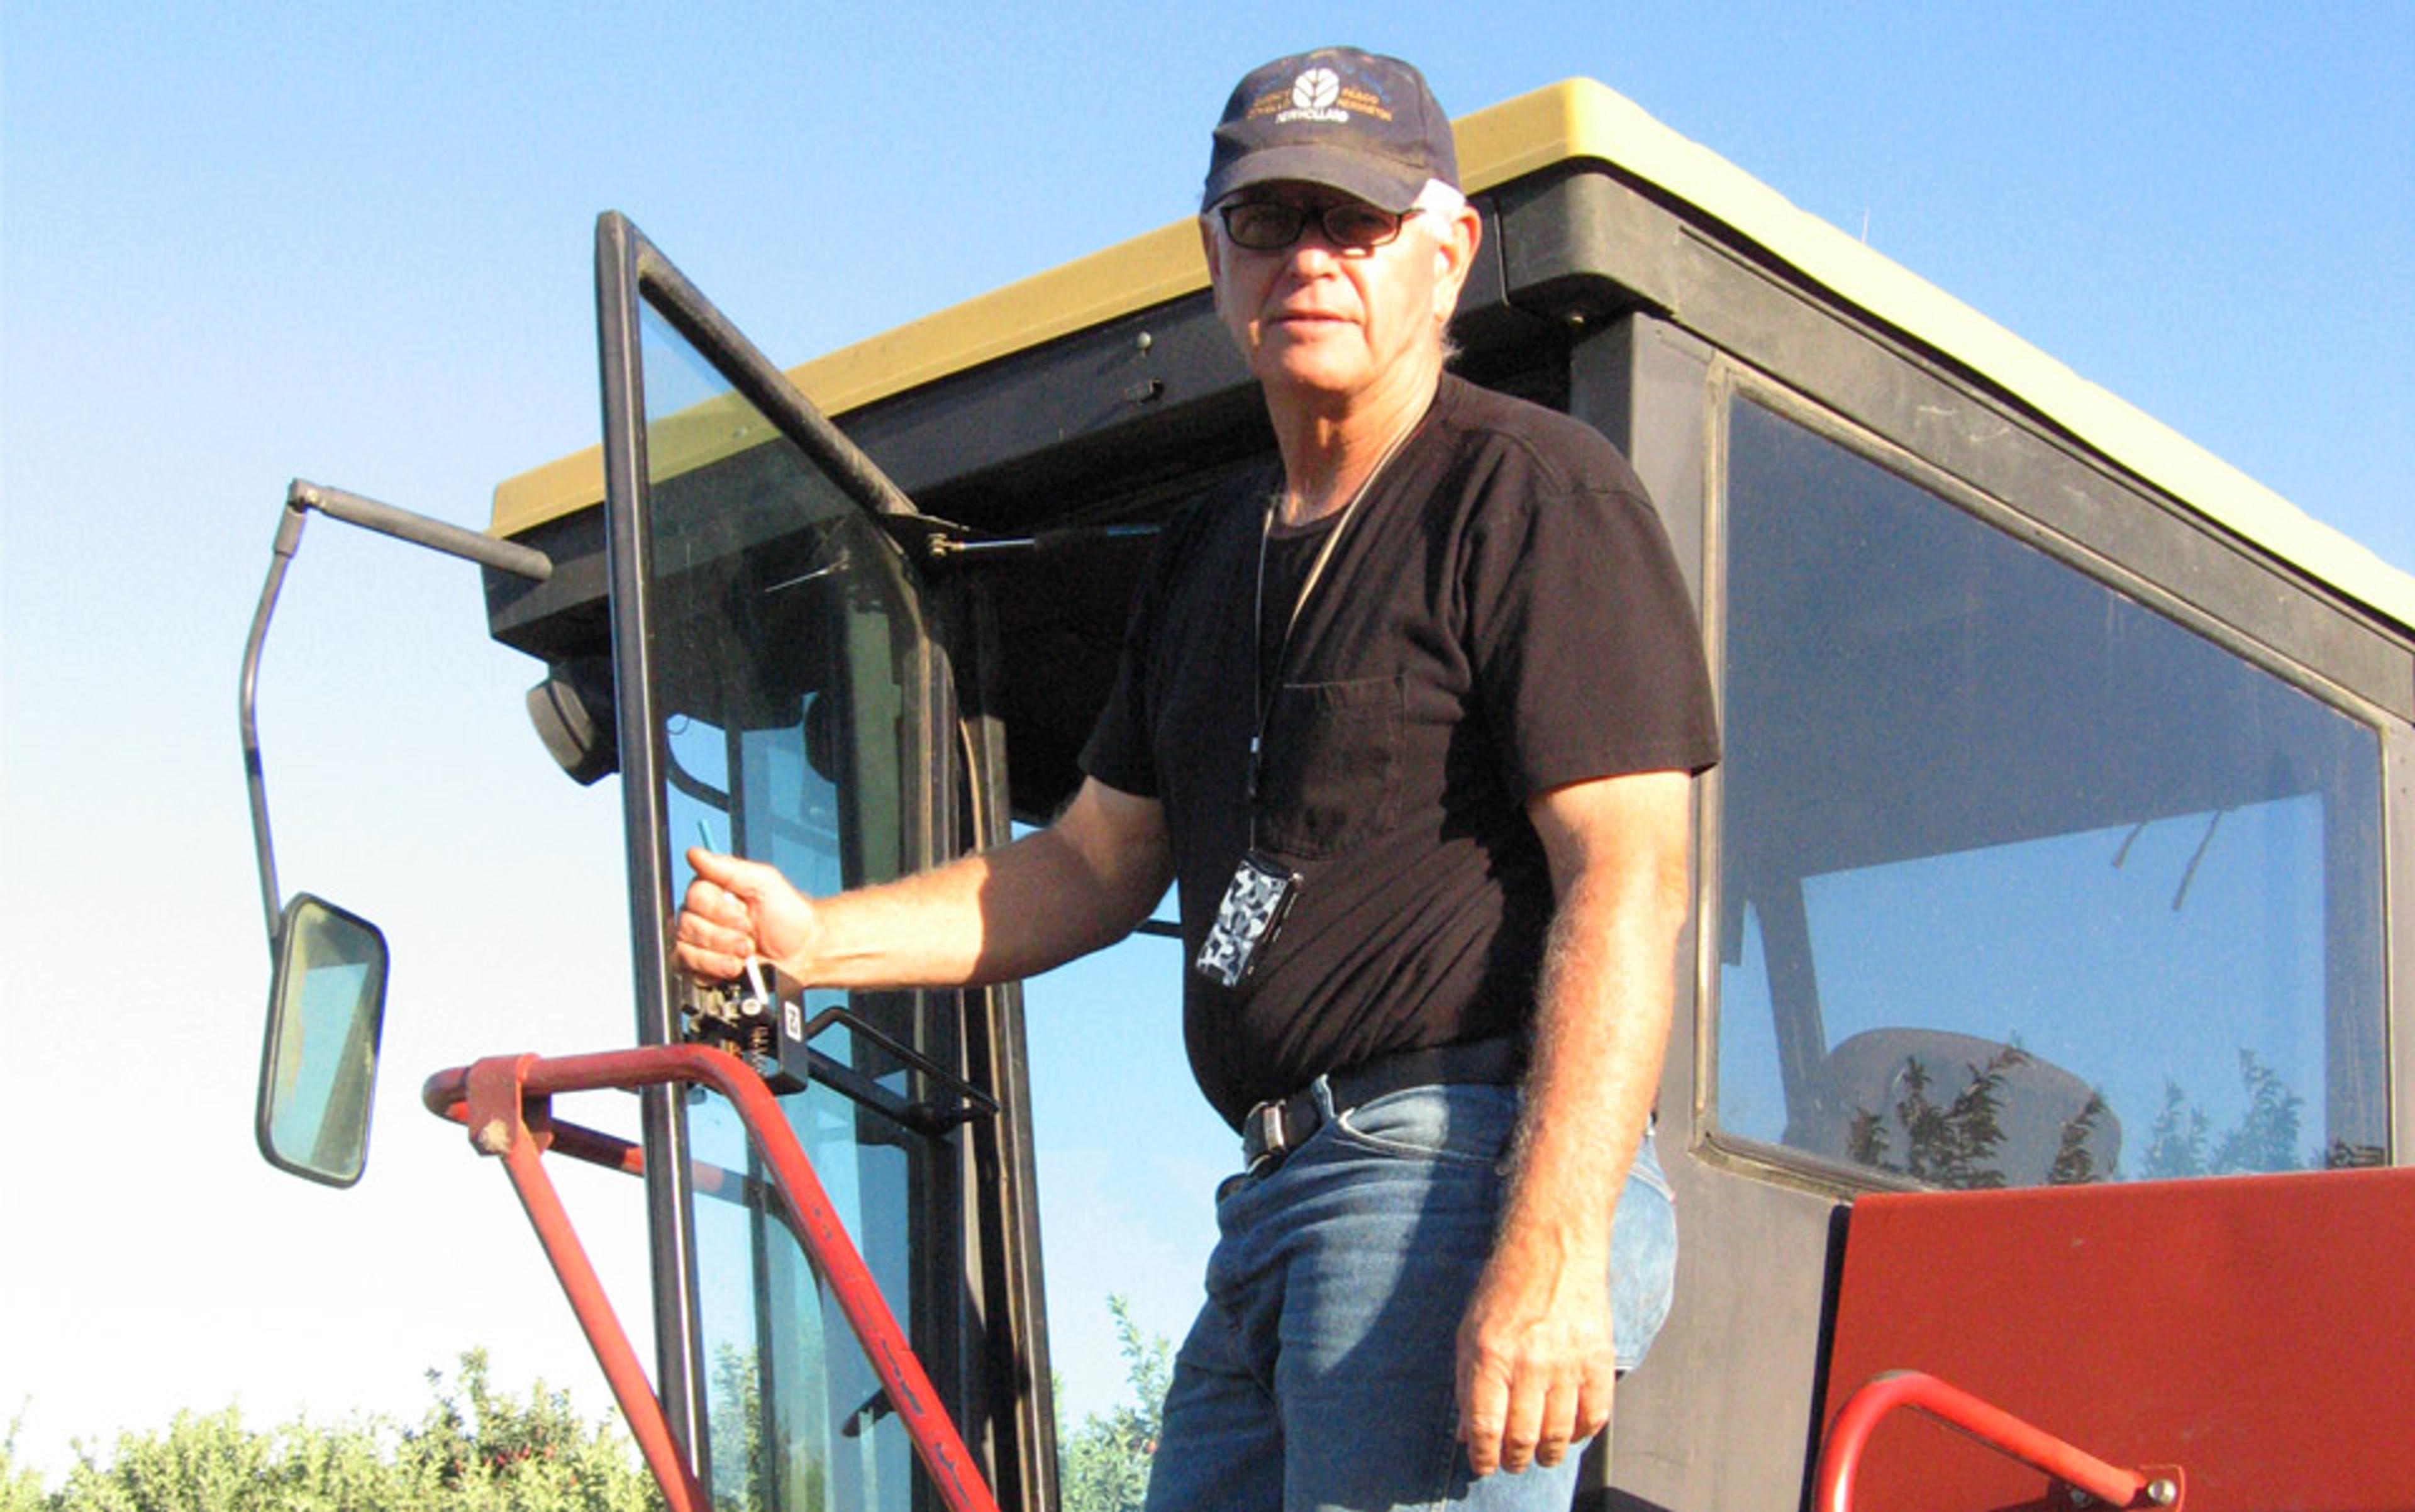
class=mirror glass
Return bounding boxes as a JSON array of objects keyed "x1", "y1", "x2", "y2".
[{"x1": 255, "y1": 892, "x2": 390, "y2": 1187}]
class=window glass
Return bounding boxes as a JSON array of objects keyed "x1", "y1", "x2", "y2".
[
  {"x1": 1714, "y1": 397, "x2": 2387, "y2": 1189},
  {"x1": 641, "y1": 298, "x2": 943, "y2": 1511}
]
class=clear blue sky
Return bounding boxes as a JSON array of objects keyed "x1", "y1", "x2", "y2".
[{"x1": 3, "y1": 0, "x2": 2409, "y2": 1485}]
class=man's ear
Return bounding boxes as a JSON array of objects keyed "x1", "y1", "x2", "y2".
[{"x1": 1433, "y1": 204, "x2": 1482, "y2": 317}]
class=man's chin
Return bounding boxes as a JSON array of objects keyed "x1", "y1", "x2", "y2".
[{"x1": 1254, "y1": 347, "x2": 1369, "y2": 402}]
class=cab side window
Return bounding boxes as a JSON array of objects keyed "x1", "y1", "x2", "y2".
[{"x1": 1711, "y1": 397, "x2": 2388, "y2": 1189}]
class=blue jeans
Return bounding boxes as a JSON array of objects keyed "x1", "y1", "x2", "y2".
[{"x1": 1143, "y1": 1080, "x2": 1677, "y2": 1512}]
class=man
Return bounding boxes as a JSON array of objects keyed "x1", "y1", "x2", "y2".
[{"x1": 674, "y1": 46, "x2": 1718, "y2": 1509}]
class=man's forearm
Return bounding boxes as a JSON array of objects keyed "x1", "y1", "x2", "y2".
[
  {"x1": 1453, "y1": 769, "x2": 1691, "y2": 1476},
  {"x1": 796, "y1": 823, "x2": 1156, "y2": 988},
  {"x1": 772, "y1": 777, "x2": 1172, "y2": 992},
  {"x1": 1492, "y1": 859, "x2": 1680, "y2": 1271}
]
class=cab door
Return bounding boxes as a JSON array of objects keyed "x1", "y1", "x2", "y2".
[{"x1": 594, "y1": 212, "x2": 1048, "y2": 1512}]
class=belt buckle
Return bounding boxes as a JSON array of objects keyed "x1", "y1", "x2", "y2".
[{"x1": 1243, "y1": 1098, "x2": 1290, "y2": 1174}]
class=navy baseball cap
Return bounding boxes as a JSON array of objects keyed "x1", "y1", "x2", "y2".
[{"x1": 1202, "y1": 48, "x2": 1458, "y2": 214}]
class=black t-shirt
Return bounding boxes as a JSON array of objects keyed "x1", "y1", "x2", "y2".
[{"x1": 1081, "y1": 375, "x2": 1719, "y2": 1128}]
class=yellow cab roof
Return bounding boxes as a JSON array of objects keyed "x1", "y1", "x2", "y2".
[{"x1": 491, "y1": 77, "x2": 2415, "y2": 633}]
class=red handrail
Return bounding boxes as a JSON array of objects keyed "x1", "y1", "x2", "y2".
[
  {"x1": 1816, "y1": 1370, "x2": 2180, "y2": 1511},
  {"x1": 425, "y1": 1045, "x2": 1004, "y2": 1512}
]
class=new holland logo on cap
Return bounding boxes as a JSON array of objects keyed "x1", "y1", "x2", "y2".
[
  {"x1": 1295, "y1": 67, "x2": 1342, "y2": 113},
  {"x1": 1258, "y1": 65, "x2": 1394, "y2": 126},
  {"x1": 1204, "y1": 47, "x2": 1458, "y2": 213}
]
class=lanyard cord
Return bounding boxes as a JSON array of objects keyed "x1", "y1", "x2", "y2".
[{"x1": 1245, "y1": 417, "x2": 1421, "y2": 839}]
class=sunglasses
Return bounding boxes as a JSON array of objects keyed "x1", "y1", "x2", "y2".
[{"x1": 1216, "y1": 199, "x2": 1423, "y2": 252}]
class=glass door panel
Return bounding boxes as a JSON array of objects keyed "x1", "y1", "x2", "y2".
[{"x1": 601, "y1": 217, "x2": 958, "y2": 1512}]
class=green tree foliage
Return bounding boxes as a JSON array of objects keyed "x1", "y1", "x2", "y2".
[
  {"x1": 1846, "y1": 1042, "x2": 2319, "y2": 1190},
  {"x1": 2141, "y1": 1081, "x2": 2212, "y2": 1179},
  {"x1": 705, "y1": 1343, "x2": 763, "y2": 1512},
  {"x1": 1846, "y1": 1047, "x2": 2024, "y2": 1190},
  {"x1": 1056, "y1": 1298, "x2": 1172, "y2": 1512},
  {"x1": 6, "y1": 1352, "x2": 663, "y2": 1511},
  {"x1": 2046, "y1": 1091, "x2": 2114, "y2": 1186},
  {"x1": 1896, "y1": 1049, "x2": 2013, "y2": 1189},
  {"x1": 2211, "y1": 1050, "x2": 2305, "y2": 1174},
  {"x1": 696, "y1": 1342, "x2": 824, "y2": 1512},
  {"x1": 2146, "y1": 1049, "x2": 2309, "y2": 1179},
  {"x1": 4, "y1": 1411, "x2": 52, "y2": 1512}
]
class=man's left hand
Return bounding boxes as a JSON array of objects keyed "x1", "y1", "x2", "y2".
[{"x1": 1454, "y1": 1232, "x2": 1616, "y2": 1476}]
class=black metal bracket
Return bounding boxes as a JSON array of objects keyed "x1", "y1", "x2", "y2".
[{"x1": 797, "y1": 1003, "x2": 1002, "y2": 1137}]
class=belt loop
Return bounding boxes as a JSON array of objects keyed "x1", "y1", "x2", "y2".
[{"x1": 1309, "y1": 1072, "x2": 1339, "y2": 1121}]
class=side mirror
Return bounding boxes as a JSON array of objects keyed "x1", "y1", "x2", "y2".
[{"x1": 255, "y1": 894, "x2": 390, "y2": 1187}]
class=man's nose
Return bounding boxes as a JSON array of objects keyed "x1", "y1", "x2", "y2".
[{"x1": 1280, "y1": 230, "x2": 1347, "y2": 272}]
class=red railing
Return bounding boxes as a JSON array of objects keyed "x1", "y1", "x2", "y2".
[
  {"x1": 1816, "y1": 1369, "x2": 2180, "y2": 1511},
  {"x1": 424, "y1": 1045, "x2": 1003, "y2": 1512}
]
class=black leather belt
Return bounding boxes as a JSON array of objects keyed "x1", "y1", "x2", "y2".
[{"x1": 1240, "y1": 1037, "x2": 1526, "y2": 1176}]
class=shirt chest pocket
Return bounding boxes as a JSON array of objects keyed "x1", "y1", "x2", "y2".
[{"x1": 1257, "y1": 674, "x2": 1403, "y2": 859}]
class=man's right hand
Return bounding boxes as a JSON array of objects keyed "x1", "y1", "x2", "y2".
[
  {"x1": 669, "y1": 780, "x2": 1170, "y2": 994},
  {"x1": 672, "y1": 848, "x2": 821, "y2": 985}
]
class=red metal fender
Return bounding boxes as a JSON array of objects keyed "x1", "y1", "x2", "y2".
[{"x1": 1820, "y1": 1168, "x2": 2415, "y2": 1511}]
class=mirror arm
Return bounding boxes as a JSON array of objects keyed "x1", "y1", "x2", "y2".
[
  {"x1": 238, "y1": 479, "x2": 555, "y2": 955},
  {"x1": 240, "y1": 504, "x2": 307, "y2": 953},
  {"x1": 288, "y1": 479, "x2": 555, "y2": 579}
]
